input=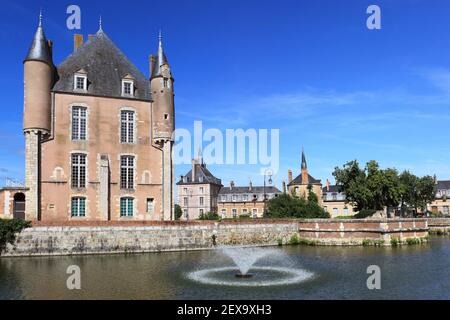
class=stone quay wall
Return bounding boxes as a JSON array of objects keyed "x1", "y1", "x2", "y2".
[
  {"x1": 298, "y1": 218, "x2": 429, "y2": 246},
  {"x1": 1, "y1": 220, "x2": 299, "y2": 257},
  {"x1": 1, "y1": 218, "x2": 431, "y2": 257},
  {"x1": 426, "y1": 218, "x2": 450, "y2": 232}
]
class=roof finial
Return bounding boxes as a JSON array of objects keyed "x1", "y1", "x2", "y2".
[
  {"x1": 39, "y1": 8, "x2": 43, "y2": 27},
  {"x1": 99, "y1": 15, "x2": 103, "y2": 32}
]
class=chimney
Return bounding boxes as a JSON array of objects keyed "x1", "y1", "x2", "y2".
[
  {"x1": 230, "y1": 181, "x2": 235, "y2": 190},
  {"x1": 74, "y1": 34, "x2": 83, "y2": 52},
  {"x1": 288, "y1": 169, "x2": 293, "y2": 184},
  {"x1": 282, "y1": 180, "x2": 287, "y2": 194},
  {"x1": 326, "y1": 179, "x2": 330, "y2": 192},
  {"x1": 149, "y1": 55, "x2": 156, "y2": 78},
  {"x1": 249, "y1": 181, "x2": 253, "y2": 191},
  {"x1": 301, "y1": 167, "x2": 309, "y2": 184},
  {"x1": 191, "y1": 159, "x2": 196, "y2": 182}
]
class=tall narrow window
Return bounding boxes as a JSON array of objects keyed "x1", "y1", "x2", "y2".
[
  {"x1": 71, "y1": 154, "x2": 86, "y2": 189},
  {"x1": 120, "y1": 197, "x2": 134, "y2": 217},
  {"x1": 199, "y1": 197, "x2": 204, "y2": 206},
  {"x1": 120, "y1": 155, "x2": 135, "y2": 189},
  {"x1": 71, "y1": 197, "x2": 86, "y2": 217},
  {"x1": 72, "y1": 106, "x2": 87, "y2": 140},
  {"x1": 120, "y1": 110, "x2": 135, "y2": 143}
]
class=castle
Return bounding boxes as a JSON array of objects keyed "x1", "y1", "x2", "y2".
[{"x1": 15, "y1": 14, "x2": 175, "y2": 222}]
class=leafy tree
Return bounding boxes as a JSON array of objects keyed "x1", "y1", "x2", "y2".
[
  {"x1": 174, "y1": 204, "x2": 183, "y2": 220},
  {"x1": 333, "y1": 160, "x2": 401, "y2": 211},
  {"x1": 266, "y1": 193, "x2": 329, "y2": 219}
]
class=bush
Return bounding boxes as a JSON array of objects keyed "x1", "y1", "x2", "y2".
[
  {"x1": 239, "y1": 214, "x2": 251, "y2": 220},
  {"x1": 354, "y1": 209, "x2": 377, "y2": 219},
  {"x1": 406, "y1": 238, "x2": 421, "y2": 245},
  {"x1": 390, "y1": 238, "x2": 400, "y2": 246},
  {"x1": 0, "y1": 219, "x2": 31, "y2": 253},
  {"x1": 266, "y1": 194, "x2": 330, "y2": 219},
  {"x1": 174, "y1": 204, "x2": 183, "y2": 221},
  {"x1": 288, "y1": 234, "x2": 300, "y2": 245},
  {"x1": 198, "y1": 212, "x2": 220, "y2": 221}
]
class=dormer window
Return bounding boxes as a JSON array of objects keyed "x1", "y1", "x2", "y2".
[
  {"x1": 122, "y1": 79, "x2": 134, "y2": 97},
  {"x1": 74, "y1": 74, "x2": 87, "y2": 91}
]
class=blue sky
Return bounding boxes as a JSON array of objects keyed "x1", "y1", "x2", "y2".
[{"x1": 1, "y1": 0, "x2": 450, "y2": 189}]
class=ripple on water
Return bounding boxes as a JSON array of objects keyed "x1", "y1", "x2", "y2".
[{"x1": 186, "y1": 266, "x2": 315, "y2": 287}]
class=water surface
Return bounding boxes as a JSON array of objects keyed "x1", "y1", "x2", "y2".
[{"x1": 0, "y1": 238, "x2": 449, "y2": 300}]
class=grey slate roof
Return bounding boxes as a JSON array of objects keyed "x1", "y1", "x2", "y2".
[
  {"x1": 322, "y1": 185, "x2": 344, "y2": 193},
  {"x1": 437, "y1": 180, "x2": 450, "y2": 190},
  {"x1": 219, "y1": 186, "x2": 281, "y2": 195},
  {"x1": 52, "y1": 30, "x2": 151, "y2": 101},
  {"x1": 177, "y1": 164, "x2": 222, "y2": 186},
  {"x1": 24, "y1": 24, "x2": 53, "y2": 66},
  {"x1": 151, "y1": 37, "x2": 169, "y2": 79},
  {"x1": 288, "y1": 173, "x2": 321, "y2": 186}
]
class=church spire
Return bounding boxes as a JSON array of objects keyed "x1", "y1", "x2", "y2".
[
  {"x1": 24, "y1": 10, "x2": 53, "y2": 66},
  {"x1": 301, "y1": 147, "x2": 307, "y2": 170}
]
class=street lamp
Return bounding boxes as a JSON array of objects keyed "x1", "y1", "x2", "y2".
[{"x1": 263, "y1": 169, "x2": 273, "y2": 216}]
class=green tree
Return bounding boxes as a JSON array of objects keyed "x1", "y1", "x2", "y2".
[
  {"x1": 266, "y1": 194, "x2": 329, "y2": 219},
  {"x1": 174, "y1": 204, "x2": 183, "y2": 220},
  {"x1": 333, "y1": 160, "x2": 402, "y2": 211}
]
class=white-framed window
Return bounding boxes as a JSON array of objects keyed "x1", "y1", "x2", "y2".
[
  {"x1": 183, "y1": 197, "x2": 188, "y2": 206},
  {"x1": 333, "y1": 208, "x2": 339, "y2": 216},
  {"x1": 199, "y1": 187, "x2": 204, "y2": 194},
  {"x1": 183, "y1": 188, "x2": 188, "y2": 195},
  {"x1": 74, "y1": 74, "x2": 87, "y2": 91},
  {"x1": 72, "y1": 106, "x2": 87, "y2": 140},
  {"x1": 252, "y1": 208, "x2": 258, "y2": 218},
  {"x1": 120, "y1": 155, "x2": 135, "y2": 189},
  {"x1": 221, "y1": 195, "x2": 227, "y2": 202},
  {"x1": 232, "y1": 209, "x2": 237, "y2": 218},
  {"x1": 71, "y1": 197, "x2": 86, "y2": 217},
  {"x1": 242, "y1": 209, "x2": 248, "y2": 215},
  {"x1": 243, "y1": 195, "x2": 249, "y2": 202},
  {"x1": 71, "y1": 153, "x2": 86, "y2": 189},
  {"x1": 232, "y1": 195, "x2": 237, "y2": 202},
  {"x1": 344, "y1": 208, "x2": 349, "y2": 215},
  {"x1": 199, "y1": 197, "x2": 204, "y2": 206},
  {"x1": 120, "y1": 110, "x2": 135, "y2": 143},
  {"x1": 120, "y1": 197, "x2": 134, "y2": 217},
  {"x1": 122, "y1": 80, "x2": 134, "y2": 97},
  {"x1": 221, "y1": 209, "x2": 226, "y2": 218}
]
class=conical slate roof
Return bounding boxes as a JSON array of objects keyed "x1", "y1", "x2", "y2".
[
  {"x1": 52, "y1": 30, "x2": 151, "y2": 101},
  {"x1": 151, "y1": 34, "x2": 170, "y2": 79},
  {"x1": 24, "y1": 19, "x2": 53, "y2": 66}
]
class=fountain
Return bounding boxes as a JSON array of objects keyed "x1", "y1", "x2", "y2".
[{"x1": 186, "y1": 246, "x2": 314, "y2": 287}]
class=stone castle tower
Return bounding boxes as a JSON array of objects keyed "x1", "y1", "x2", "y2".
[
  {"x1": 23, "y1": 13, "x2": 54, "y2": 221},
  {"x1": 150, "y1": 33, "x2": 175, "y2": 220},
  {"x1": 22, "y1": 14, "x2": 175, "y2": 222}
]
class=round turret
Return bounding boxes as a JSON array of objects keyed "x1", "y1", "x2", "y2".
[
  {"x1": 23, "y1": 15, "x2": 54, "y2": 134},
  {"x1": 150, "y1": 33, "x2": 175, "y2": 142}
]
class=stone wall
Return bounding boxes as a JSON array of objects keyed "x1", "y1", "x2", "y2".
[
  {"x1": 1, "y1": 221, "x2": 298, "y2": 257},
  {"x1": 426, "y1": 218, "x2": 450, "y2": 232},
  {"x1": 1, "y1": 218, "x2": 432, "y2": 257},
  {"x1": 298, "y1": 219, "x2": 429, "y2": 246}
]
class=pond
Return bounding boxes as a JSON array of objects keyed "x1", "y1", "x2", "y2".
[{"x1": 0, "y1": 237, "x2": 449, "y2": 300}]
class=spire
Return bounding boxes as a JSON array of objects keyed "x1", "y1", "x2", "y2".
[
  {"x1": 24, "y1": 10, "x2": 53, "y2": 66},
  {"x1": 151, "y1": 30, "x2": 169, "y2": 79},
  {"x1": 198, "y1": 146, "x2": 203, "y2": 165},
  {"x1": 98, "y1": 15, "x2": 103, "y2": 33},
  {"x1": 301, "y1": 147, "x2": 307, "y2": 170}
]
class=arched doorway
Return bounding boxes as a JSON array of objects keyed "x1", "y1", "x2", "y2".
[{"x1": 13, "y1": 193, "x2": 26, "y2": 220}]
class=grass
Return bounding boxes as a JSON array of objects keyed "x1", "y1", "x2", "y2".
[{"x1": 362, "y1": 239, "x2": 385, "y2": 247}]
